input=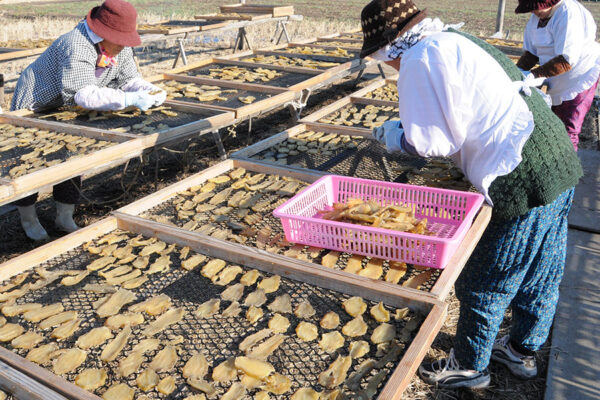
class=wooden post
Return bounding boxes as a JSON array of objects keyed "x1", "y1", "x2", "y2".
[
  {"x1": 0, "y1": 74, "x2": 4, "y2": 108},
  {"x1": 496, "y1": 0, "x2": 507, "y2": 35}
]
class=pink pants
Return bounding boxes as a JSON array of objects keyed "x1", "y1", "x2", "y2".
[{"x1": 551, "y1": 78, "x2": 599, "y2": 151}]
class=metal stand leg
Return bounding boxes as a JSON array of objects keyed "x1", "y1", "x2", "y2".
[
  {"x1": 212, "y1": 130, "x2": 227, "y2": 160},
  {"x1": 233, "y1": 28, "x2": 251, "y2": 52},
  {"x1": 173, "y1": 34, "x2": 189, "y2": 68}
]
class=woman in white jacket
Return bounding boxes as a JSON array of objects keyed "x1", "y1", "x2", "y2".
[
  {"x1": 515, "y1": 0, "x2": 600, "y2": 151},
  {"x1": 11, "y1": 0, "x2": 165, "y2": 241},
  {"x1": 360, "y1": 0, "x2": 582, "y2": 390}
]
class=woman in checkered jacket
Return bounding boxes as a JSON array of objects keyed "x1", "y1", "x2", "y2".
[{"x1": 10, "y1": 0, "x2": 166, "y2": 241}]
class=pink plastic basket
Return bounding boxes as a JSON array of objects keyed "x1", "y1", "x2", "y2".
[{"x1": 273, "y1": 175, "x2": 484, "y2": 269}]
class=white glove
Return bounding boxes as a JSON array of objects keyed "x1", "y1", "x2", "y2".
[
  {"x1": 123, "y1": 91, "x2": 155, "y2": 111},
  {"x1": 513, "y1": 71, "x2": 546, "y2": 96},
  {"x1": 523, "y1": 71, "x2": 546, "y2": 88},
  {"x1": 150, "y1": 90, "x2": 167, "y2": 107}
]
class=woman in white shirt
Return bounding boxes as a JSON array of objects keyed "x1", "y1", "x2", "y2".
[
  {"x1": 360, "y1": 0, "x2": 582, "y2": 390},
  {"x1": 516, "y1": 0, "x2": 600, "y2": 150}
]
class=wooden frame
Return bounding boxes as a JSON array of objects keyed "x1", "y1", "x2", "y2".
[
  {"x1": 162, "y1": 55, "x2": 365, "y2": 93},
  {"x1": 9, "y1": 103, "x2": 235, "y2": 147},
  {"x1": 255, "y1": 49, "x2": 357, "y2": 64},
  {"x1": 137, "y1": 19, "x2": 230, "y2": 35},
  {"x1": 299, "y1": 93, "x2": 399, "y2": 135},
  {"x1": 229, "y1": 128, "x2": 491, "y2": 300},
  {"x1": 326, "y1": 29, "x2": 363, "y2": 41},
  {"x1": 137, "y1": 21, "x2": 201, "y2": 35},
  {"x1": 220, "y1": 4, "x2": 295, "y2": 17},
  {"x1": 0, "y1": 47, "x2": 47, "y2": 62},
  {"x1": 146, "y1": 73, "x2": 297, "y2": 119},
  {"x1": 0, "y1": 209, "x2": 447, "y2": 399},
  {"x1": 117, "y1": 158, "x2": 491, "y2": 302},
  {"x1": 195, "y1": 12, "x2": 272, "y2": 21},
  {"x1": 0, "y1": 114, "x2": 150, "y2": 206},
  {"x1": 316, "y1": 37, "x2": 363, "y2": 45},
  {"x1": 2, "y1": 105, "x2": 234, "y2": 204},
  {"x1": 479, "y1": 36, "x2": 524, "y2": 56},
  {"x1": 288, "y1": 41, "x2": 362, "y2": 52}
]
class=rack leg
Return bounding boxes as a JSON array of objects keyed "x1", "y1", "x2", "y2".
[
  {"x1": 377, "y1": 63, "x2": 387, "y2": 79},
  {"x1": 172, "y1": 37, "x2": 188, "y2": 68},
  {"x1": 233, "y1": 29, "x2": 242, "y2": 53},
  {"x1": 212, "y1": 130, "x2": 227, "y2": 160},
  {"x1": 287, "y1": 104, "x2": 300, "y2": 121},
  {"x1": 242, "y1": 28, "x2": 252, "y2": 50},
  {"x1": 280, "y1": 21, "x2": 291, "y2": 43},
  {"x1": 352, "y1": 68, "x2": 366, "y2": 87},
  {"x1": 271, "y1": 21, "x2": 281, "y2": 43}
]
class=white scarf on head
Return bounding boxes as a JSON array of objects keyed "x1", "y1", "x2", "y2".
[{"x1": 370, "y1": 18, "x2": 464, "y2": 61}]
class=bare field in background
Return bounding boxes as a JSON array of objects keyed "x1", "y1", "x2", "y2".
[{"x1": 0, "y1": 0, "x2": 599, "y2": 40}]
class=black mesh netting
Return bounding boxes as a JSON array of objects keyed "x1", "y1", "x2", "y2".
[{"x1": 0, "y1": 229, "x2": 426, "y2": 399}]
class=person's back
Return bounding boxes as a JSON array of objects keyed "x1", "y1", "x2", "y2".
[
  {"x1": 11, "y1": 21, "x2": 136, "y2": 112},
  {"x1": 12, "y1": 23, "x2": 90, "y2": 111},
  {"x1": 398, "y1": 31, "x2": 535, "y2": 206}
]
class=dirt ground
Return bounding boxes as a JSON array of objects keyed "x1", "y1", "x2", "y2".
[{"x1": 0, "y1": 4, "x2": 598, "y2": 399}]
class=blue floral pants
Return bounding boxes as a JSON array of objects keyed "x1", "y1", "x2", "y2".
[{"x1": 454, "y1": 188, "x2": 574, "y2": 371}]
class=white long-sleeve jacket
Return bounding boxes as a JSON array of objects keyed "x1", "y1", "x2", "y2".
[{"x1": 396, "y1": 32, "x2": 535, "y2": 204}]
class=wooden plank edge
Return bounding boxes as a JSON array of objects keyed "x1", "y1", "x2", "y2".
[
  {"x1": 430, "y1": 205, "x2": 492, "y2": 300},
  {"x1": 0, "y1": 47, "x2": 46, "y2": 62},
  {"x1": 0, "y1": 347, "x2": 99, "y2": 400},
  {"x1": 157, "y1": 73, "x2": 290, "y2": 94},
  {"x1": 0, "y1": 114, "x2": 139, "y2": 142},
  {"x1": 378, "y1": 303, "x2": 448, "y2": 399},
  {"x1": 114, "y1": 212, "x2": 440, "y2": 313},
  {"x1": 0, "y1": 218, "x2": 117, "y2": 283},
  {"x1": 255, "y1": 49, "x2": 355, "y2": 64},
  {"x1": 7, "y1": 138, "x2": 146, "y2": 199},
  {"x1": 0, "y1": 358, "x2": 68, "y2": 400}
]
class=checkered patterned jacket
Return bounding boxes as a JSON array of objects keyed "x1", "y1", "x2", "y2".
[{"x1": 11, "y1": 21, "x2": 139, "y2": 112}]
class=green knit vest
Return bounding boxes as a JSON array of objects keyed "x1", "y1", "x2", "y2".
[{"x1": 449, "y1": 29, "x2": 583, "y2": 221}]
